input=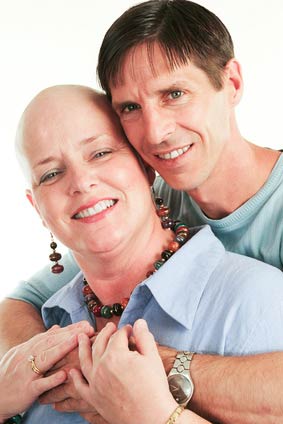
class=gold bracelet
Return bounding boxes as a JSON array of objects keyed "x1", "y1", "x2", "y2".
[{"x1": 166, "y1": 405, "x2": 185, "y2": 424}]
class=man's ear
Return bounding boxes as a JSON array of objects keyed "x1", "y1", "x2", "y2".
[
  {"x1": 224, "y1": 58, "x2": 243, "y2": 106},
  {"x1": 26, "y1": 189, "x2": 47, "y2": 228}
]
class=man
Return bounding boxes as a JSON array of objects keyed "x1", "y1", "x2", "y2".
[{"x1": 1, "y1": 1, "x2": 283, "y2": 423}]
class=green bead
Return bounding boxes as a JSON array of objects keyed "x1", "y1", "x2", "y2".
[
  {"x1": 173, "y1": 222, "x2": 187, "y2": 231},
  {"x1": 100, "y1": 305, "x2": 113, "y2": 318},
  {"x1": 154, "y1": 260, "x2": 165, "y2": 270},
  {"x1": 5, "y1": 416, "x2": 22, "y2": 424}
]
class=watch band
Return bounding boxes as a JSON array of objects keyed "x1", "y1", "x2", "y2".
[{"x1": 168, "y1": 351, "x2": 195, "y2": 407}]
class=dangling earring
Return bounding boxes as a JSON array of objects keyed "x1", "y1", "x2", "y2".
[{"x1": 49, "y1": 233, "x2": 64, "y2": 274}]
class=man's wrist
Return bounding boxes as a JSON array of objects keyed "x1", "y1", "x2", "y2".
[{"x1": 157, "y1": 344, "x2": 177, "y2": 374}]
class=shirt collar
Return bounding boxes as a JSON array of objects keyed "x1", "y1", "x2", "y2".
[{"x1": 143, "y1": 225, "x2": 225, "y2": 329}]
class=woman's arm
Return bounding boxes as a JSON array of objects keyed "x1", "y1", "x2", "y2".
[
  {"x1": 71, "y1": 320, "x2": 211, "y2": 424},
  {"x1": 0, "y1": 321, "x2": 94, "y2": 422}
]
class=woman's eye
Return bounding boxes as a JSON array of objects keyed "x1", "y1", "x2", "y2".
[
  {"x1": 169, "y1": 90, "x2": 183, "y2": 100},
  {"x1": 92, "y1": 150, "x2": 111, "y2": 159},
  {"x1": 39, "y1": 170, "x2": 62, "y2": 185}
]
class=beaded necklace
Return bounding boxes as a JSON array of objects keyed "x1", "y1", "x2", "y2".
[{"x1": 82, "y1": 198, "x2": 190, "y2": 319}]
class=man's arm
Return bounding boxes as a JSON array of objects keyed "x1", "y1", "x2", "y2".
[
  {"x1": 190, "y1": 352, "x2": 283, "y2": 424},
  {"x1": 0, "y1": 251, "x2": 80, "y2": 357},
  {"x1": 0, "y1": 299, "x2": 45, "y2": 357},
  {"x1": 160, "y1": 347, "x2": 283, "y2": 424}
]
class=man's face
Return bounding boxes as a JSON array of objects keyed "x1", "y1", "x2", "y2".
[{"x1": 110, "y1": 43, "x2": 236, "y2": 193}]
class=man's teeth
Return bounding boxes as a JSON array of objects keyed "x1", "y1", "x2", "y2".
[
  {"x1": 74, "y1": 200, "x2": 115, "y2": 219},
  {"x1": 158, "y1": 145, "x2": 190, "y2": 160}
]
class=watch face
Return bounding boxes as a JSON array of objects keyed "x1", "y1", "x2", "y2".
[{"x1": 168, "y1": 374, "x2": 193, "y2": 404}]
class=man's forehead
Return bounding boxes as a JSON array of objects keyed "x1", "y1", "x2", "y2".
[{"x1": 110, "y1": 43, "x2": 196, "y2": 92}]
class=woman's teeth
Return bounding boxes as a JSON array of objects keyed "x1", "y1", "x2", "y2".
[{"x1": 74, "y1": 199, "x2": 115, "y2": 219}]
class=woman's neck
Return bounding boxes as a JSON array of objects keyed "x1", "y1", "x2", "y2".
[{"x1": 73, "y1": 216, "x2": 175, "y2": 304}]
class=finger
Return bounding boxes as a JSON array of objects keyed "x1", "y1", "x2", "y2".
[
  {"x1": 69, "y1": 368, "x2": 92, "y2": 406},
  {"x1": 45, "y1": 320, "x2": 94, "y2": 337},
  {"x1": 92, "y1": 322, "x2": 117, "y2": 367},
  {"x1": 53, "y1": 397, "x2": 94, "y2": 413},
  {"x1": 33, "y1": 334, "x2": 79, "y2": 374},
  {"x1": 77, "y1": 333, "x2": 93, "y2": 380},
  {"x1": 32, "y1": 321, "x2": 94, "y2": 357},
  {"x1": 31, "y1": 370, "x2": 67, "y2": 398},
  {"x1": 39, "y1": 383, "x2": 70, "y2": 404},
  {"x1": 106, "y1": 324, "x2": 132, "y2": 353},
  {"x1": 133, "y1": 319, "x2": 158, "y2": 356}
]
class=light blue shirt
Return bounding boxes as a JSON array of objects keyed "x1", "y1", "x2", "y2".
[
  {"x1": 22, "y1": 226, "x2": 283, "y2": 423},
  {"x1": 154, "y1": 152, "x2": 283, "y2": 270}
]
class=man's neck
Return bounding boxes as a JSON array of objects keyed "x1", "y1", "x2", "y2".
[{"x1": 188, "y1": 143, "x2": 280, "y2": 219}]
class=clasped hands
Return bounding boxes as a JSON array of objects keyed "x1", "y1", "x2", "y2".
[{"x1": 39, "y1": 320, "x2": 178, "y2": 424}]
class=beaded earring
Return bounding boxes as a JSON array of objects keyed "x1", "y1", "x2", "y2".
[{"x1": 49, "y1": 233, "x2": 64, "y2": 274}]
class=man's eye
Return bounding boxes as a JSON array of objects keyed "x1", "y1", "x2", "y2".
[
  {"x1": 39, "y1": 170, "x2": 61, "y2": 185},
  {"x1": 169, "y1": 90, "x2": 183, "y2": 100},
  {"x1": 121, "y1": 103, "x2": 140, "y2": 113}
]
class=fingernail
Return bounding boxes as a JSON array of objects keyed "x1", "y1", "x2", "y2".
[{"x1": 136, "y1": 319, "x2": 148, "y2": 329}]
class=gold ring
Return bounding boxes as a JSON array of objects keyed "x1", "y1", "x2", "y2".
[{"x1": 28, "y1": 355, "x2": 42, "y2": 375}]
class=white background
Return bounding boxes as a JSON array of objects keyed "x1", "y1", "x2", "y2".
[{"x1": 0, "y1": 0, "x2": 282, "y2": 299}]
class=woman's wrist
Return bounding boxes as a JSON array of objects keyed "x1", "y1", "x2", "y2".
[{"x1": 165, "y1": 405, "x2": 185, "y2": 423}]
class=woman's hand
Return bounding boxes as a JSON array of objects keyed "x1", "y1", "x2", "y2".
[
  {"x1": 0, "y1": 321, "x2": 94, "y2": 421},
  {"x1": 70, "y1": 319, "x2": 178, "y2": 424}
]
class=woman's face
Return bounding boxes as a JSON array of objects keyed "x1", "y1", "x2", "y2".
[{"x1": 23, "y1": 88, "x2": 155, "y2": 256}]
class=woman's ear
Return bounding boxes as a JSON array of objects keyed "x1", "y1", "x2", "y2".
[
  {"x1": 26, "y1": 189, "x2": 35, "y2": 207},
  {"x1": 25, "y1": 189, "x2": 47, "y2": 228}
]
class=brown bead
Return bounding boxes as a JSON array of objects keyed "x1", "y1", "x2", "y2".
[
  {"x1": 49, "y1": 252, "x2": 62, "y2": 262},
  {"x1": 82, "y1": 284, "x2": 93, "y2": 295},
  {"x1": 87, "y1": 300, "x2": 98, "y2": 311},
  {"x1": 50, "y1": 241, "x2": 57, "y2": 249}
]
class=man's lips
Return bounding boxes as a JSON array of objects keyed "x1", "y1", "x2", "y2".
[
  {"x1": 72, "y1": 199, "x2": 117, "y2": 219},
  {"x1": 155, "y1": 144, "x2": 191, "y2": 160}
]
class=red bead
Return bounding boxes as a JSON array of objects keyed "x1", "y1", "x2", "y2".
[
  {"x1": 51, "y1": 263, "x2": 64, "y2": 274},
  {"x1": 82, "y1": 285, "x2": 93, "y2": 295},
  {"x1": 93, "y1": 305, "x2": 102, "y2": 317},
  {"x1": 168, "y1": 241, "x2": 180, "y2": 252},
  {"x1": 176, "y1": 226, "x2": 189, "y2": 234},
  {"x1": 121, "y1": 298, "x2": 129, "y2": 308},
  {"x1": 157, "y1": 207, "x2": 170, "y2": 217}
]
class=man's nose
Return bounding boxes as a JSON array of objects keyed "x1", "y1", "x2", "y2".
[{"x1": 142, "y1": 106, "x2": 175, "y2": 146}]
